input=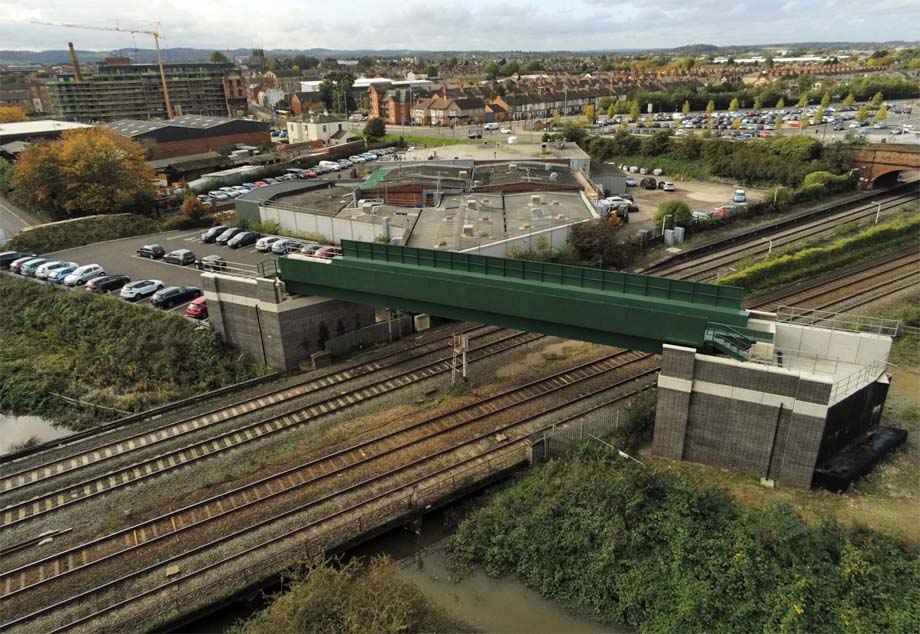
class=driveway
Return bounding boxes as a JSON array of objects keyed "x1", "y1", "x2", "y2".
[{"x1": 0, "y1": 195, "x2": 40, "y2": 245}]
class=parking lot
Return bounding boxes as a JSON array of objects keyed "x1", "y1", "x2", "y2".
[{"x1": 34, "y1": 228, "x2": 283, "y2": 314}]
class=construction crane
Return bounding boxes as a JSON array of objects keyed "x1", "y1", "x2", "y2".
[{"x1": 31, "y1": 20, "x2": 174, "y2": 119}]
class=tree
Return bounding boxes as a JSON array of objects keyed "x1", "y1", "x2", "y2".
[
  {"x1": 843, "y1": 92, "x2": 856, "y2": 106},
  {"x1": 584, "y1": 104, "x2": 595, "y2": 122},
  {"x1": 629, "y1": 100, "x2": 641, "y2": 121},
  {"x1": 731, "y1": 117, "x2": 742, "y2": 129},
  {"x1": 568, "y1": 220, "x2": 635, "y2": 269},
  {"x1": 319, "y1": 71, "x2": 356, "y2": 114},
  {"x1": 875, "y1": 105, "x2": 889, "y2": 121},
  {"x1": 813, "y1": 106, "x2": 825, "y2": 124},
  {"x1": 856, "y1": 105, "x2": 870, "y2": 122},
  {"x1": 483, "y1": 61, "x2": 501, "y2": 79},
  {"x1": 797, "y1": 73, "x2": 816, "y2": 94},
  {"x1": 0, "y1": 157, "x2": 13, "y2": 193},
  {"x1": 210, "y1": 50, "x2": 230, "y2": 63},
  {"x1": 180, "y1": 195, "x2": 208, "y2": 221},
  {"x1": 562, "y1": 123, "x2": 587, "y2": 143},
  {"x1": 753, "y1": 97, "x2": 762, "y2": 111},
  {"x1": 682, "y1": 100, "x2": 691, "y2": 115},
  {"x1": 524, "y1": 60, "x2": 544, "y2": 73},
  {"x1": 654, "y1": 200, "x2": 692, "y2": 228},
  {"x1": 500, "y1": 61, "x2": 520, "y2": 77},
  {"x1": 11, "y1": 127, "x2": 155, "y2": 220},
  {"x1": 706, "y1": 99, "x2": 715, "y2": 114},
  {"x1": 424, "y1": 64, "x2": 438, "y2": 77},
  {"x1": 870, "y1": 91, "x2": 884, "y2": 107},
  {"x1": 363, "y1": 117, "x2": 386, "y2": 141},
  {"x1": 820, "y1": 92, "x2": 831, "y2": 107},
  {"x1": 764, "y1": 54, "x2": 774, "y2": 68},
  {"x1": 776, "y1": 97, "x2": 785, "y2": 109},
  {"x1": 598, "y1": 96, "x2": 614, "y2": 113},
  {"x1": 0, "y1": 106, "x2": 28, "y2": 123},
  {"x1": 797, "y1": 94, "x2": 808, "y2": 107},
  {"x1": 729, "y1": 97, "x2": 740, "y2": 111}
]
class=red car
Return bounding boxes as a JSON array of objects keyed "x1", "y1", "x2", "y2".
[
  {"x1": 186, "y1": 296, "x2": 208, "y2": 319},
  {"x1": 314, "y1": 245, "x2": 343, "y2": 259},
  {"x1": 302, "y1": 169, "x2": 317, "y2": 178},
  {"x1": 253, "y1": 181, "x2": 269, "y2": 188}
]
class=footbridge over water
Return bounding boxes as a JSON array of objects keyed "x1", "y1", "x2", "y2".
[{"x1": 277, "y1": 240, "x2": 768, "y2": 358}]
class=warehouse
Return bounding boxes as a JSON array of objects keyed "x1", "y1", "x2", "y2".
[{"x1": 108, "y1": 115, "x2": 270, "y2": 160}]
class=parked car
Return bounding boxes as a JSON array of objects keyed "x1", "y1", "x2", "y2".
[
  {"x1": 185, "y1": 296, "x2": 208, "y2": 319},
  {"x1": 272, "y1": 239, "x2": 305, "y2": 254},
  {"x1": 640, "y1": 177, "x2": 657, "y2": 189},
  {"x1": 19, "y1": 258, "x2": 50, "y2": 277},
  {"x1": 137, "y1": 244, "x2": 166, "y2": 259},
  {"x1": 85, "y1": 275, "x2": 131, "y2": 293},
  {"x1": 468, "y1": 131, "x2": 482, "y2": 139},
  {"x1": 624, "y1": 176, "x2": 637, "y2": 187},
  {"x1": 313, "y1": 245, "x2": 342, "y2": 259},
  {"x1": 349, "y1": 155, "x2": 366, "y2": 163},
  {"x1": 255, "y1": 235, "x2": 283, "y2": 252},
  {"x1": 63, "y1": 264, "x2": 105, "y2": 286},
  {"x1": 164, "y1": 249, "x2": 197, "y2": 266},
  {"x1": 47, "y1": 264, "x2": 79, "y2": 284},
  {"x1": 732, "y1": 189, "x2": 747, "y2": 203},
  {"x1": 35, "y1": 260, "x2": 76, "y2": 280},
  {"x1": 207, "y1": 190, "x2": 231, "y2": 201},
  {"x1": 662, "y1": 182, "x2": 676, "y2": 192},
  {"x1": 201, "y1": 225, "x2": 228, "y2": 243},
  {"x1": 120, "y1": 279, "x2": 164, "y2": 301},
  {"x1": 500, "y1": 127, "x2": 512, "y2": 134},
  {"x1": 152, "y1": 286, "x2": 202, "y2": 309},
  {"x1": 0, "y1": 251, "x2": 31, "y2": 270},
  {"x1": 483, "y1": 123, "x2": 499, "y2": 131},
  {"x1": 228, "y1": 231, "x2": 261, "y2": 249},
  {"x1": 197, "y1": 254, "x2": 227, "y2": 271},
  {"x1": 215, "y1": 227, "x2": 244, "y2": 245},
  {"x1": 9, "y1": 255, "x2": 41, "y2": 274},
  {"x1": 299, "y1": 243, "x2": 323, "y2": 256}
]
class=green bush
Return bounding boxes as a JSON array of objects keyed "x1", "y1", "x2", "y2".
[
  {"x1": 159, "y1": 213, "x2": 214, "y2": 231},
  {"x1": 7, "y1": 214, "x2": 158, "y2": 253},
  {"x1": 0, "y1": 276, "x2": 267, "y2": 429},
  {"x1": 450, "y1": 448, "x2": 920, "y2": 633},
  {"x1": 654, "y1": 200, "x2": 693, "y2": 227},
  {"x1": 721, "y1": 214, "x2": 920, "y2": 293}
]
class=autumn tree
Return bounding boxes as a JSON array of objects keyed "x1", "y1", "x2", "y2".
[
  {"x1": 12, "y1": 127, "x2": 155, "y2": 220},
  {"x1": 0, "y1": 157, "x2": 13, "y2": 193},
  {"x1": 875, "y1": 104, "x2": 889, "y2": 121},
  {"x1": 776, "y1": 97, "x2": 785, "y2": 109},
  {"x1": 706, "y1": 99, "x2": 715, "y2": 114},
  {"x1": 797, "y1": 94, "x2": 808, "y2": 107},
  {"x1": 820, "y1": 92, "x2": 831, "y2": 107},
  {"x1": 870, "y1": 91, "x2": 884, "y2": 107},
  {"x1": 180, "y1": 194, "x2": 208, "y2": 220},
  {"x1": 682, "y1": 100, "x2": 691, "y2": 115},
  {"x1": 843, "y1": 93, "x2": 855, "y2": 106},
  {"x1": 0, "y1": 106, "x2": 28, "y2": 123},
  {"x1": 753, "y1": 97, "x2": 762, "y2": 111},
  {"x1": 584, "y1": 104, "x2": 595, "y2": 122},
  {"x1": 856, "y1": 105, "x2": 870, "y2": 121},
  {"x1": 629, "y1": 100, "x2": 641, "y2": 121},
  {"x1": 729, "y1": 97, "x2": 740, "y2": 111}
]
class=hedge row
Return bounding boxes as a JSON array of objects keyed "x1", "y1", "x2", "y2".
[
  {"x1": 7, "y1": 214, "x2": 158, "y2": 254},
  {"x1": 720, "y1": 214, "x2": 920, "y2": 293}
]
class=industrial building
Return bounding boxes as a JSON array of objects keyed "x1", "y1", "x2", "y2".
[
  {"x1": 46, "y1": 62, "x2": 247, "y2": 122},
  {"x1": 108, "y1": 115, "x2": 270, "y2": 160}
]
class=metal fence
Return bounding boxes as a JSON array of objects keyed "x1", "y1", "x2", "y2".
[
  {"x1": 324, "y1": 315, "x2": 415, "y2": 357},
  {"x1": 540, "y1": 410, "x2": 626, "y2": 460},
  {"x1": 776, "y1": 305, "x2": 900, "y2": 337},
  {"x1": 830, "y1": 358, "x2": 888, "y2": 402}
]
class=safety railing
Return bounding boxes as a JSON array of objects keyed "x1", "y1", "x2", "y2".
[
  {"x1": 830, "y1": 358, "x2": 888, "y2": 402},
  {"x1": 776, "y1": 305, "x2": 900, "y2": 337},
  {"x1": 748, "y1": 346, "x2": 842, "y2": 375}
]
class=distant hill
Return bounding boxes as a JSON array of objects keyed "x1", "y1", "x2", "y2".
[{"x1": 1, "y1": 41, "x2": 916, "y2": 66}]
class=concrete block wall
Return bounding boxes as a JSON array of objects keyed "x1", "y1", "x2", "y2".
[
  {"x1": 651, "y1": 344, "x2": 839, "y2": 488},
  {"x1": 202, "y1": 273, "x2": 375, "y2": 370}
]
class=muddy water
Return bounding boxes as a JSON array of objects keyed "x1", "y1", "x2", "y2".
[{"x1": 0, "y1": 413, "x2": 71, "y2": 454}]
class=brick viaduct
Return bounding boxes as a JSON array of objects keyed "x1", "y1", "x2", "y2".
[{"x1": 849, "y1": 143, "x2": 920, "y2": 189}]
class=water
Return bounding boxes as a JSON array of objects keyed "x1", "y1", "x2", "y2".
[{"x1": 0, "y1": 413, "x2": 72, "y2": 455}]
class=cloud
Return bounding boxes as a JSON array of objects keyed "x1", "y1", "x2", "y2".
[{"x1": 0, "y1": 0, "x2": 916, "y2": 52}]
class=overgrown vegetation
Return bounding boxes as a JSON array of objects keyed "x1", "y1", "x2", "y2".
[
  {"x1": 0, "y1": 276, "x2": 267, "y2": 429},
  {"x1": 7, "y1": 213, "x2": 159, "y2": 253},
  {"x1": 449, "y1": 442, "x2": 920, "y2": 633},
  {"x1": 229, "y1": 556, "x2": 469, "y2": 634},
  {"x1": 721, "y1": 213, "x2": 920, "y2": 294},
  {"x1": 235, "y1": 217, "x2": 332, "y2": 244},
  {"x1": 582, "y1": 132, "x2": 854, "y2": 188}
]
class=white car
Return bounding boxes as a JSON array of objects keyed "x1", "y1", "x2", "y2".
[
  {"x1": 231, "y1": 186, "x2": 249, "y2": 197},
  {"x1": 63, "y1": 264, "x2": 105, "y2": 287},
  {"x1": 208, "y1": 190, "x2": 231, "y2": 201},
  {"x1": 349, "y1": 155, "x2": 366, "y2": 163},
  {"x1": 662, "y1": 182, "x2": 676, "y2": 191},
  {"x1": 255, "y1": 235, "x2": 283, "y2": 252},
  {"x1": 500, "y1": 127, "x2": 512, "y2": 134},
  {"x1": 35, "y1": 260, "x2": 77, "y2": 280},
  {"x1": 120, "y1": 279, "x2": 164, "y2": 301}
]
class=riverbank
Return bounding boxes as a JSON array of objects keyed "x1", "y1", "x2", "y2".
[{"x1": 0, "y1": 275, "x2": 268, "y2": 430}]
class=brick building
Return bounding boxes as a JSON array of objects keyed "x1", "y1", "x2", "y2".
[{"x1": 108, "y1": 115, "x2": 270, "y2": 160}]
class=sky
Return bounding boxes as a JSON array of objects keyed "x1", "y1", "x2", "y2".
[{"x1": 1, "y1": 0, "x2": 918, "y2": 52}]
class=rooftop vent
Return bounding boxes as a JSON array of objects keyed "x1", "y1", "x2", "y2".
[
  {"x1": 531, "y1": 207, "x2": 545, "y2": 219},
  {"x1": 530, "y1": 194, "x2": 542, "y2": 205},
  {"x1": 549, "y1": 172, "x2": 559, "y2": 181}
]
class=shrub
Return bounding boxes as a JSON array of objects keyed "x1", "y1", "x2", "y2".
[
  {"x1": 363, "y1": 117, "x2": 386, "y2": 141},
  {"x1": 7, "y1": 213, "x2": 158, "y2": 253},
  {"x1": 654, "y1": 200, "x2": 693, "y2": 227}
]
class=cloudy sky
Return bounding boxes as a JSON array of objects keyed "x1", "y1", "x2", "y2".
[{"x1": 1, "y1": 0, "x2": 917, "y2": 52}]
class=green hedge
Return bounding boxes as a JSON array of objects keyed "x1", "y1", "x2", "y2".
[
  {"x1": 450, "y1": 447, "x2": 920, "y2": 633},
  {"x1": 7, "y1": 214, "x2": 158, "y2": 254},
  {"x1": 0, "y1": 276, "x2": 267, "y2": 429},
  {"x1": 720, "y1": 214, "x2": 920, "y2": 293}
]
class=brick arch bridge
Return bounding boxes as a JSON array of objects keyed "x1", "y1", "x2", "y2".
[{"x1": 848, "y1": 143, "x2": 920, "y2": 189}]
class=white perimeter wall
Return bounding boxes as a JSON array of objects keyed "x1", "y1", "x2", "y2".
[
  {"x1": 260, "y1": 205, "x2": 404, "y2": 243},
  {"x1": 774, "y1": 322, "x2": 892, "y2": 366}
]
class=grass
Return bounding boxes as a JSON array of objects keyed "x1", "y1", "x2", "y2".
[{"x1": 378, "y1": 133, "x2": 495, "y2": 148}]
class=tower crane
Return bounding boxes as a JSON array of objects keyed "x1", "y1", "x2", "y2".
[{"x1": 30, "y1": 20, "x2": 174, "y2": 119}]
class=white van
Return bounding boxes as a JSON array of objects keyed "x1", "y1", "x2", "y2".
[
  {"x1": 483, "y1": 123, "x2": 499, "y2": 131},
  {"x1": 318, "y1": 160, "x2": 342, "y2": 171}
]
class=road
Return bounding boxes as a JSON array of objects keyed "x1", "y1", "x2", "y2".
[{"x1": 0, "y1": 196, "x2": 39, "y2": 246}]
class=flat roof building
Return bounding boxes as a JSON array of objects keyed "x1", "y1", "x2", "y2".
[{"x1": 108, "y1": 115, "x2": 270, "y2": 160}]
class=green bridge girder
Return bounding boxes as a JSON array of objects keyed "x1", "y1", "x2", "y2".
[{"x1": 277, "y1": 241, "x2": 764, "y2": 355}]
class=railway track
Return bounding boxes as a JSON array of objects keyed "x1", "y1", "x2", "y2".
[
  {"x1": 0, "y1": 352, "x2": 658, "y2": 631},
  {"x1": 647, "y1": 191, "x2": 918, "y2": 281},
  {"x1": 1, "y1": 328, "x2": 545, "y2": 529},
  {"x1": 746, "y1": 249, "x2": 920, "y2": 312},
  {"x1": 1, "y1": 321, "x2": 492, "y2": 492}
]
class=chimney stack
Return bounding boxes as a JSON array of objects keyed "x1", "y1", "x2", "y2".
[{"x1": 68, "y1": 42, "x2": 83, "y2": 82}]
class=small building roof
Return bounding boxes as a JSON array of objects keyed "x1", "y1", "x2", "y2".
[
  {"x1": 147, "y1": 151, "x2": 231, "y2": 172},
  {"x1": 0, "y1": 120, "x2": 90, "y2": 142}
]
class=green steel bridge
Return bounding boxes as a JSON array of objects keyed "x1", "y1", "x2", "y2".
[{"x1": 277, "y1": 241, "x2": 769, "y2": 358}]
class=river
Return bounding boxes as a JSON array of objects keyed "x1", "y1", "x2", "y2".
[{"x1": 0, "y1": 413, "x2": 72, "y2": 455}]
